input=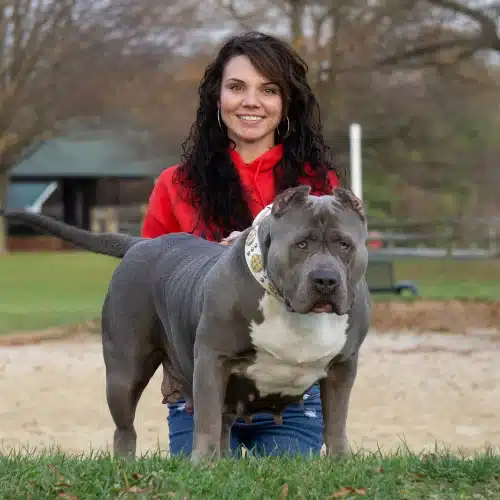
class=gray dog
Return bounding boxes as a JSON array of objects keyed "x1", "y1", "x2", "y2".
[{"x1": 1, "y1": 185, "x2": 371, "y2": 463}]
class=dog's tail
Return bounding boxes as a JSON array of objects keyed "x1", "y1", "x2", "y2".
[{"x1": 0, "y1": 209, "x2": 143, "y2": 259}]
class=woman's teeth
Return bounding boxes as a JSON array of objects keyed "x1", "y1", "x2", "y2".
[{"x1": 239, "y1": 116, "x2": 263, "y2": 122}]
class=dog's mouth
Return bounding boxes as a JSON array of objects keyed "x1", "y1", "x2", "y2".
[
  {"x1": 311, "y1": 300, "x2": 334, "y2": 313},
  {"x1": 285, "y1": 298, "x2": 336, "y2": 314}
]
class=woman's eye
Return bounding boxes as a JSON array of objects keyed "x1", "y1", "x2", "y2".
[
  {"x1": 264, "y1": 87, "x2": 278, "y2": 95},
  {"x1": 296, "y1": 241, "x2": 308, "y2": 249}
]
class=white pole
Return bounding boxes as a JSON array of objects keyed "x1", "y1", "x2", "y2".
[{"x1": 349, "y1": 123, "x2": 362, "y2": 201}]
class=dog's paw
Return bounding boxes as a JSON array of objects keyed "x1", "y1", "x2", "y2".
[
  {"x1": 323, "y1": 437, "x2": 351, "y2": 458},
  {"x1": 190, "y1": 444, "x2": 219, "y2": 466},
  {"x1": 190, "y1": 451, "x2": 204, "y2": 466}
]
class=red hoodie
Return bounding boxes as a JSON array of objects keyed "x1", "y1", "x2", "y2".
[{"x1": 141, "y1": 144, "x2": 339, "y2": 241}]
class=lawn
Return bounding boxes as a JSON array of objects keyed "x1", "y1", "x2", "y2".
[
  {"x1": 1, "y1": 449, "x2": 500, "y2": 499},
  {"x1": 393, "y1": 257, "x2": 500, "y2": 301},
  {"x1": 0, "y1": 251, "x2": 499, "y2": 335},
  {"x1": 0, "y1": 251, "x2": 118, "y2": 334}
]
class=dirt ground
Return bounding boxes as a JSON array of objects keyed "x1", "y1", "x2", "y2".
[{"x1": 1, "y1": 301, "x2": 499, "y2": 458}]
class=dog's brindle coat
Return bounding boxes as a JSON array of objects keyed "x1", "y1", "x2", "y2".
[{"x1": 1, "y1": 186, "x2": 371, "y2": 463}]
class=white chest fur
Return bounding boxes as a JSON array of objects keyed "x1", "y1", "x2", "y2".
[{"x1": 244, "y1": 294, "x2": 349, "y2": 397}]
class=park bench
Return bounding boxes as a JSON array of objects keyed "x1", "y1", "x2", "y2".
[{"x1": 366, "y1": 256, "x2": 419, "y2": 296}]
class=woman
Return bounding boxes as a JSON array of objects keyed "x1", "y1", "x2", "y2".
[{"x1": 142, "y1": 31, "x2": 343, "y2": 457}]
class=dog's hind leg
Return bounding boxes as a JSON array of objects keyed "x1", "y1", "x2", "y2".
[
  {"x1": 100, "y1": 287, "x2": 164, "y2": 459},
  {"x1": 97, "y1": 246, "x2": 173, "y2": 459},
  {"x1": 104, "y1": 339, "x2": 163, "y2": 459}
]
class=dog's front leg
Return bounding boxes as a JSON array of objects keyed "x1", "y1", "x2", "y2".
[
  {"x1": 320, "y1": 353, "x2": 358, "y2": 457},
  {"x1": 191, "y1": 347, "x2": 229, "y2": 464},
  {"x1": 220, "y1": 414, "x2": 235, "y2": 456}
]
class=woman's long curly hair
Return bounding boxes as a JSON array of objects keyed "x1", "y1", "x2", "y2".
[{"x1": 174, "y1": 31, "x2": 343, "y2": 237}]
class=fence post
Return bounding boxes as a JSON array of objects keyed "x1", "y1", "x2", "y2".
[
  {"x1": 105, "y1": 207, "x2": 118, "y2": 233},
  {"x1": 488, "y1": 226, "x2": 497, "y2": 255},
  {"x1": 91, "y1": 207, "x2": 100, "y2": 234}
]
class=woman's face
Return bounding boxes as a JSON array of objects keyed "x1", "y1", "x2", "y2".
[{"x1": 219, "y1": 55, "x2": 283, "y2": 150}]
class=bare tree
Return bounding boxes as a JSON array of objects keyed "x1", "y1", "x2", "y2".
[
  {"x1": 378, "y1": 0, "x2": 500, "y2": 67},
  {"x1": 0, "y1": 0, "x2": 204, "y2": 253},
  {"x1": 214, "y1": 1, "x2": 500, "y2": 104}
]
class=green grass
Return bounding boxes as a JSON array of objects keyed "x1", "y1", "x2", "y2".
[
  {"x1": 0, "y1": 251, "x2": 499, "y2": 335},
  {"x1": 1, "y1": 449, "x2": 500, "y2": 499},
  {"x1": 0, "y1": 251, "x2": 118, "y2": 334},
  {"x1": 393, "y1": 258, "x2": 500, "y2": 301}
]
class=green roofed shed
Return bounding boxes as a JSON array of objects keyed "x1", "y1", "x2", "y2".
[
  {"x1": 7, "y1": 126, "x2": 171, "y2": 232},
  {"x1": 9, "y1": 133, "x2": 167, "y2": 181}
]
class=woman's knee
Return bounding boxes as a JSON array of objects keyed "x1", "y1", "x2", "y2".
[{"x1": 167, "y1": 400, "x2": 194, "y2": 456}]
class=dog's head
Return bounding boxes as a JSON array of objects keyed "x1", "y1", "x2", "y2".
[{"x1": 259, "y1": 185, "x2": 368, "y2": 315}]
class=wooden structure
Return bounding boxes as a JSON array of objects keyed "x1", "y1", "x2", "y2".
[{"x1": 6, "y1": 125, "x2": 172, "y2": 251}]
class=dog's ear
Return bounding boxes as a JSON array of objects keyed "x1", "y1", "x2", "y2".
[
  {"x1": 333, "y1": 188, "x2": 366, "y2": 221},
  {"x1": 271, "y1": 185, "x2": 311, "y2": 218}
]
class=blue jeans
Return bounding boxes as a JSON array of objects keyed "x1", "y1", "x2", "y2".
[{"x1": 167, "y1": 384, "x2": 324, "y2": 457}]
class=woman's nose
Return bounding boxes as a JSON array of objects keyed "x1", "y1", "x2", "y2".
[{"x1": 242, "y1": 89, "x2": 260, "y2": 107}]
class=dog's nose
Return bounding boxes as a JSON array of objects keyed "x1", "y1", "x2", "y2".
[{"x1": 309, "y1": 269, "x2": 340, "y2": 294}]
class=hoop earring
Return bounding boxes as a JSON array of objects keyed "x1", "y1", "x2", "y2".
[
  {"x1": 277, "y1": 116, "x2": 290, "y2": 138},
  {"x1": 217, "y1": 109, "x2": 223, "y2": 130}
]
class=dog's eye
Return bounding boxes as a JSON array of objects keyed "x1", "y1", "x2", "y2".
[
  {"x1": 339, "y1": 240, "x2": 351, "y2": 250},
  {"x1": 296, "y1": 241, "x2": 308, "y2": 249}
]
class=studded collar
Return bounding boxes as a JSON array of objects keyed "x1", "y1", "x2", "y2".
[{"x1": 244, "y1": 205, "x2": 286, "y2": 303}]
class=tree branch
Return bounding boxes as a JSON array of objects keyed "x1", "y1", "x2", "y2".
[{"x1": 376, "y1": 0, "x2": 500, "y2": 67}]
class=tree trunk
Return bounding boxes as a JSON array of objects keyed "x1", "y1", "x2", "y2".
[
  {"x1": 0, "y1": 169, "x2": 8, "y2": 254},
  {"x1": 289, "y1": 0, "x2": 305, "y2": 53}
]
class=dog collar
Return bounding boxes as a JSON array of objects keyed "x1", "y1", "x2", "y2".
[{"x1": 244, "y1": 205, "x2": 286, "y2": 303}]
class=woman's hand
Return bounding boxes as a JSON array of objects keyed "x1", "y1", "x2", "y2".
[{"x1": 219, "y1": 231, "x2": 242, "y2": 246}]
